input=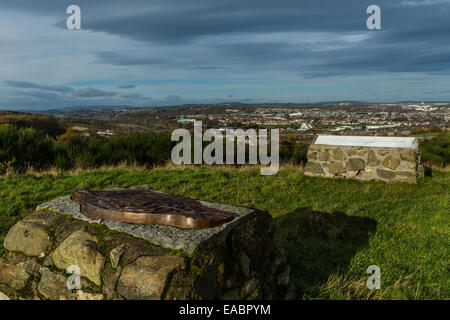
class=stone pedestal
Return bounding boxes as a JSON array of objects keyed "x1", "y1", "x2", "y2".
[
  {"x1": 304, "y1": 135, "x2": 423, "y2": 183},
  {"x1": 0, "y1": 188, "x2": 294, "y2": 300}
]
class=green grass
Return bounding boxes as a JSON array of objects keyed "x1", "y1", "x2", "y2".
[
  {"x1": 410, "y1": 132, "x2": 443, "y2": 138},
  {"x1": 0, "y1": 166, "x2": 448, "y2": 300}
]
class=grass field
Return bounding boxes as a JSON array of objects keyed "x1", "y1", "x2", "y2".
[{"x1": 0, "y1": 165, "x2": 448, "y2": 300}]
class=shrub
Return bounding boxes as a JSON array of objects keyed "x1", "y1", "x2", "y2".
[
  {"x1": 0, "y1": 125, "x2": 175, "y2": 172},
  {"x1": 420, "y1": 132, "x2": 449, "y2": 168},
  {"x1": 279, "y1": 140, "x2": 308, "y2": 165},
  {"x1": 0, "y1": 126, "x2": 55, "y2": 172}
]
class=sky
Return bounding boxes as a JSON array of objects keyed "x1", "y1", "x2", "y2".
[{"x1": 0, "y1": 0, "x2": 450, "y2": 110}]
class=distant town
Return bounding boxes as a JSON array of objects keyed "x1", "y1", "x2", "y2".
[{"x1": 35, "y1": 102, "x2": 449, "y2": 142}]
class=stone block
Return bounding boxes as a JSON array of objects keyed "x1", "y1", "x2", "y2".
[
  {"x1": 0, "y1": 260, "x2": 30, "y2": 290},
  {"x1": 117, "y1": 255, "x2": 184, "y2": 300},
  {"x1": 359, "y1": 170, "x2": 373, "y2": 179},
  {"x1": 304, "y1": 135, "x2": 420, "y2": 183},
  {"x1": 308, "y1": 150, "x2": 317, "y2": 160},
  {"x1": 400, "y1": 150, "x2": 417, "y2": 162},
  {"x1": 367, "y1": 151, "x2": 380, "y2": 167},
  {"x1": 303, "y1": 161, "x2": 324, "y2": 175},
  {"x1": 317, "y1": 151, "x2": 331, "y2": 161},
  {"x1": 109, "y1": 244, "x2": 125, "y2": 269},
  {"x1": 52, "y1": 230, "x2": 105, "y2": 286},
  {"x1": 347, "y1": 158, "x2": 366, "y2": 171},
  {"x1": 328, "y1": 162, "x2": 346, "y2": 174},
  {"x1": 346, "y1": 148, "x2": 357, "y2": 156},
  {"x1": 76, "y1": 290, "x2": 104, "y2": 300},
  {"x1": 37, "y1": 267, "x2": 74, "y2": 300},
  {"x1": 404, "y1": 161, "x2": 417, "y2": 169},
  {"x1": 382, "y1": 155, "x2": 400, "y2": 170},
  {"x1": 4, "y1": 221, "x2": 50, "y2": 258},
  {"x1": 0, "y1": 291, "x2": 10, "y2": 300},
  {"x1": 376, "y1": 169, "x2": 396, "y2": 180},
  {"x1": 332, "y1": 148, "x2": 346, "y2": 160}
]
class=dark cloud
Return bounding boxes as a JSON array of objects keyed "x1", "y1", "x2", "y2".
[
  {"x1": 73, "y1": 87, "x2": 116, "y2": 98},
  {"x1": 118, "y1": 84, "x2": 137, "y2": 89},
  {"x1": 17, "y1": 90, "x2": 69, "y2": 101},
  {"x1": 4, "y1": 81, "x2": 117, "y2": 99},
  {"x1": 0, "y1": 1, "x2": 407, "y2": 43},
  {"x1": 3, "y1": 81, "x2": 73, "y2": 93},
  {"x1": 121, "y1": 93, "x2": 148, "y2": 99},
  {"x1": 5, "y1": 0, "x2": 364, "y2": 43},
  {"x1": 298, "y1": 33, "x2": 450, "y2": 78},
  {"x1": 212, "y1": 42, "x2": 304, "y2": 65},
  {"x1": 187, "y1": 66, "x2": 230, "y2": 71},
  {"x1": 2, "y1": 1, "x2": 450, "y2": 74}
]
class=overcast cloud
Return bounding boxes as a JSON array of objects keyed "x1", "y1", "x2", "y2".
[{"x1": 0, "y1": 0, "x2": 449, "y2": 109}]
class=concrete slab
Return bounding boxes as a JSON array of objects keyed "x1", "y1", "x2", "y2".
[{"x1": 314, "y1": 135, "x2": 416, "y2": 148}]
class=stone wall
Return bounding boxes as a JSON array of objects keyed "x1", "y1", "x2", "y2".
[
  {"x1": 304, "y1": 138, "x2": 423, "y2": 183},
  {"x1": 0, "y1": 188, "x2": 294, "y2": 300}
]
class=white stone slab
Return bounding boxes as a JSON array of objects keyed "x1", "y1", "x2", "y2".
[{"x1": 314, "y1": 135, "x2": 415, "y2": 148}]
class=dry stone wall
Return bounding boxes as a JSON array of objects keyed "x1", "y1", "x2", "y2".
[
  {"x1": 0, "y1": 188, "x2": 294, "y2": 300},
  {"x1": 304, "y1": 137, "x2": 423, "y2": 183}
]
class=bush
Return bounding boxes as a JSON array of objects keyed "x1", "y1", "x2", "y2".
[
  {"x1": 0, "y1": 126, "x2": 55, "y2": 172},
  {"x1": 279, "y1": 141, "x2": 308, "y2": 165},
  {"x1": 420, "y1": 133, "x2": 450, "y2": 168},
  {"x1": 0, "y1": 125, "x2": 175, "y2": 172},
  {"x1": 57, "y1": 132, "x2": 174, "y2": 169},
  {"x1": 0, "y1": 114, "x2": 65, "y2": 137}
]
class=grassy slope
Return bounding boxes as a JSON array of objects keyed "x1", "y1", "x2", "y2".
[{"x1": 0, "y1": 166, "x2": 448, "y2": 299}]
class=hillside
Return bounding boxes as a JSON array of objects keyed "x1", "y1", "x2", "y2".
[
  {"x1": 0, "y1": 165, "x2": 448, "y2": 299},
  {"x1": 0, "y1": 111, "x2": 65, "y2": 137}
]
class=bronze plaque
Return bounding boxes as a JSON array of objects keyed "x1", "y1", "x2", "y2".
[{"x1": 71, "y1": 189, "x2": 235, "y2": 229}]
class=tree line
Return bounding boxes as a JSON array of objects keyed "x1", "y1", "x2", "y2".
[{"x1": 0, "y1": 126, "x2": 309, "y2": 173}]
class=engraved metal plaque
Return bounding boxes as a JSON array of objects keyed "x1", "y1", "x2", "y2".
[{"x1": 71, "y1": 189, "x2": 234, "y2": 229}]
